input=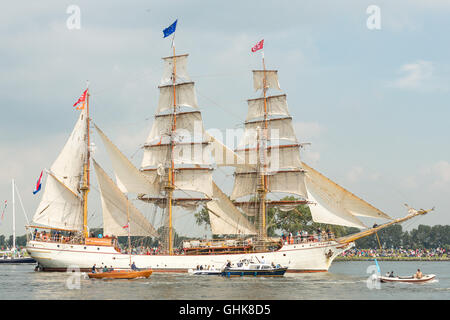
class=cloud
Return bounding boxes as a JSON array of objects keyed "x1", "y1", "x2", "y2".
[
  {"x1": 402, "y1": 160, "x2": 450, "y2": 190},
  {"x1": 391, "y1": 60, "x2": 433, "y2": 89},
  {"x1": 293, "y1": 121, "x2": 324, "y2": 141},
  {"x1": 346, "y1": 166, "x2": 380, "y2": 183}
]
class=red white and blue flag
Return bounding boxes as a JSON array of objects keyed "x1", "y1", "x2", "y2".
[
  {"x1": 33, "y1": 170, "x2": 43, "y2": 195},
  {"x1": 251, "y1": 39, "x2": 264, "y2": 52}
]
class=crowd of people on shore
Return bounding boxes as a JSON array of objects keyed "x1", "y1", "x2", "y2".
[{"x1": 340, "y1": 247, "x2": 447, "y2": 258}]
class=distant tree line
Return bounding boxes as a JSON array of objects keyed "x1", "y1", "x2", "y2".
[
  {"x1": 194, "y1": 199, "x2": 450, "y2": 250},
  {"x1": 1, "y1": 203, "x2": 447, "y2": 251}
]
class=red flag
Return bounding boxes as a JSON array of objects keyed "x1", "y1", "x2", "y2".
[
  {"x1": 251, "y1": 39, "x2": 264, "y2": 52},
  {"x1": 123, "y1": 223, "x2": 129, "y2": 229},
  {"x1": 73, "y1": 89, "x2": 88, "y2": 110}
]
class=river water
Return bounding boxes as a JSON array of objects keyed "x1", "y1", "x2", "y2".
[{"x1": 0, "y1": 260, "x2": 449, "y2": 301}]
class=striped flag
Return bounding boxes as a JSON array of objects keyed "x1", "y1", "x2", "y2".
[
  {"x1": 73, "y1": 89, "x2": 88, "y2": 110},
  {"x1": 33, "y1": 170, "x2": 43, "y2": 195}
]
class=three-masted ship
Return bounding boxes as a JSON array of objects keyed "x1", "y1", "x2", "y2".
[{"x1": 25, "y1": 43, "x2": 432, "y2": 272}]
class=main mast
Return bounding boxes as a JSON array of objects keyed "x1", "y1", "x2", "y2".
[
  {"x1": 166, "y1": 44, "x2": 177, "y2": 255},
  {"x1": 12, "y1": 179, "x2": 16, "y2": 251},
  {"x1": 82, "y1": 88, "x2": 90, "y2": 240}
]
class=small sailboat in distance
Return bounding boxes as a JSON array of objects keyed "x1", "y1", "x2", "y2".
[{"x1": 0, "y1": 179, "x2": 35, "y2": 264}]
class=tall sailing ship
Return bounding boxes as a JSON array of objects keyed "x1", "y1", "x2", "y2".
[{"x1": 25, "y1": 41, "x2": 432, "y2": 272}]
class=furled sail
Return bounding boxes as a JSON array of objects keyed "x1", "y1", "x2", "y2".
[
  {"x1": 93, "y1": 159, "x2": 158, "y2": 237},
  {"x1": 31, "y1": 108, "x2": 87, "y2": 231},
  {"x1": 95, "y1": 124, "x2": 160, "y2": 196},
  {"x1": 302, "y1": 162, "x2": 392, "y2": 228},
  {"x1": 206, "y1": 183, "x2": 257, "y2": 235}
]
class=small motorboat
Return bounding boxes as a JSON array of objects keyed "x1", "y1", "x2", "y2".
[
  {"x1": 220, "y1": 259, "x2": 287, "y2": 277},
  {"x1": 188, "y1": 267, "x2": 222, "y2": 275},
  {"x1": 0, "y1": 256, "x2": 36, "y2": 264},
  {"x1": 87, "y1": 269, "x2": 153, "y2": 280},
  {"x1": 378, "y1": 274, "x2": 436, "y2": 283}
]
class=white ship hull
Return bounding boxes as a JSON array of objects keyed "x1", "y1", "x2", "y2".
[{"x1": 26, "y1": 240, "x2": 354, "y2": 273}]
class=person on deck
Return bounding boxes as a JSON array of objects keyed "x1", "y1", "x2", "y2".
[
  {"x1": 91, "y1": 264, "x2": 97, "y2": 273},
  {"x1": 131, "y1": 262, "x2": 138, "y2": 271}
]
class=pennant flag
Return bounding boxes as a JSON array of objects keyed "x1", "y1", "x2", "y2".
[
  {"x1": 374, "y1": 258, "x2": 381, "y2": 273},
  {"x1": 33, "y1": 171, "x2": 43, "y2": 195},
  {"x1": 163, "y1": 19, "x2": 177, "y2": 38},
  {"x1": 73, "y1": 89, "x2": 88, "y2": 110},
  {"x1": 251, "y1": 39, "x2": 264, "y2": 52}
]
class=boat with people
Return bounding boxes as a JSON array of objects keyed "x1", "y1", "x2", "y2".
[
  {"x1": 0, "y1": 254, "x2": 35, "y2": 264},
  {"x1": 379, "y1": 274, "x2": 436, "y2": 283},
  {"x1": 188, "y1": 266, "x2": 222, "y2": 275},
  {"x1": 87, "y1": 268, "x2": 153, "y2": 280},
  {"x1": 378, "y1": 268, "x2": 436, "y2": 283},
  {"x1": 221, "y1": 258, "x2": 287, "y2": 277},
  {"x1": 25, "y1": 21, "x2": 435, "y2": 274}
]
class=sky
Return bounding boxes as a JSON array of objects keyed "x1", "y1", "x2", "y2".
[{"x1": 1, "y1": 0, "x2": 449, "y2": 238}]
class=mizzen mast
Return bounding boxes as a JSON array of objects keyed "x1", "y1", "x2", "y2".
[{"x1": 232, "y1": 40, "x2": 309, "y2": 243}]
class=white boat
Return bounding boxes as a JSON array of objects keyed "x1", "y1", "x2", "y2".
[
  {"x1": 25, "y1": 33, "x2": 433, "y2": 273},
  {"x1": 379, "y1": 274, "x2": 436, "y2": 283},
  {"x1": 188, "y1": 267, "x2": 222, "y2": 275},
  {"x1": 221, "y1": 258, "x2": 287, "y2": 277}
]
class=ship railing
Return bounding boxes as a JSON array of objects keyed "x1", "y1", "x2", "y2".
[
  {"x1": 182, "y1": 238, "x2": 252, "y2": 249},
  {"x1": 283, "y1": 233, "x2": 335, "y2": 245}
]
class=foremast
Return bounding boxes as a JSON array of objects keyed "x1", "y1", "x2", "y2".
[{"x1": 81, "y1": 88, "x2": 91, "y2": 240}]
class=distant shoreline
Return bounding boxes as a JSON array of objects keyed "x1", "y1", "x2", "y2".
[{"x1": 335, "y1": 256, "x2": 450, "y2": 262}]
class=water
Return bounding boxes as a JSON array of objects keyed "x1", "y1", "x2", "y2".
[{"x1": 1, "y1": 261, "x2": 449, "y2": 300}]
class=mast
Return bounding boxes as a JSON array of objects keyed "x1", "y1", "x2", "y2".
[
  {"x1": 166, "y1": 44, "x2": 177, "y2": 255},
  {"x1": 258, "y1": 53, "x2": 268, "y2": 240},
  {"x1": 12, "y1": 179, "x2": 15, "y2": 251},
  {"x1": 127, "y1": 196, "x2": 131, "y2": 267},
  {"x1": 82, "y1": 88, "x2": 90, "y2": 240},
  {"x1": 231, "y1": 48, "x2": 309, "y2": 240}
]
